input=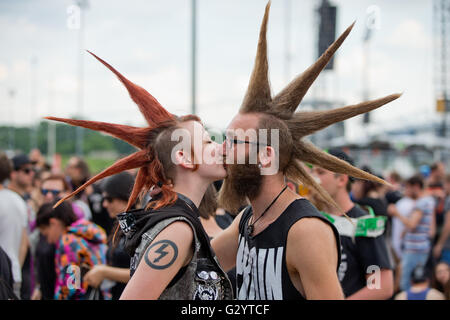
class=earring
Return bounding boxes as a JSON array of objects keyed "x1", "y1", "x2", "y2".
[{"x1": 257, "y1": 163, "x2": 262, "y2": 169}]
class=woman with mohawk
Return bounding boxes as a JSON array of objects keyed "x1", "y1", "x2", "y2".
[
  {"x1": 211, "y1": 2, "x2": 401, "y2": 300},
  {"x1": 45, "y1": 52, "x2": 233, "y2": 299}
]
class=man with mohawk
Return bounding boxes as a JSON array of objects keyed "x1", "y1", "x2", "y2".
[{"x1": 211, "y1": 2, "x2": 401, "y2": 300}]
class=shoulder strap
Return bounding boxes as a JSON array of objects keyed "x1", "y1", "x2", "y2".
[{"x1": 237, "y1": 206, "x2": 252, "y2": 234}]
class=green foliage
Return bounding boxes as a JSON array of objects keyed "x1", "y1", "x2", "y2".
[{"x1": 0, "y1": 120, "x2": 135, "y2": 157}]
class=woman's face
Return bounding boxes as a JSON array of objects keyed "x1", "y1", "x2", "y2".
[
  {"x1": 435, "y1": 262, "x2": 450, "y2": 285},
  {"x1": 39, "y1": 218, "x2": 65, "y2": 244},
  {"x1": 179, "y1": 120, "x2": 227, "y2": 182}
]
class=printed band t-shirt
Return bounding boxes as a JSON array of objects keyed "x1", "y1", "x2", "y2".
[{"x1": 236, "y1": 198, "x2": 341, "y2": 300}]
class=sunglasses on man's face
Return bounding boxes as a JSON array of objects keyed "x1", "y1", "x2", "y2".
[
  {"x1": 224, "y1": 136, "x2": 267, "y2": 150},
  {"x1": 19, "y1": 167, "x2": 34, "y2": 175},
  {"x1": 41, "y1": 189, "x2": 61, "y2": 197},
  {"x1": 103, "y1": 196, "x2": 114, "y2": 203}
]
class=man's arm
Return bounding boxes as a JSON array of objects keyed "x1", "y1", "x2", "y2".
[
  {"x1": 434, "y1": 210, "x2": 450, "y2": 258},
  {"x1": 388, "y1": 205, "x2": 423, "y2": 230},
  {"x1": 83, "y1": 265, "x2": 130, "y2": 288},
  {"x1": 346, "y1": 269, "x2": 394, "y2": 300},
  {"x1": 18, "y1": 227, "x2": 29, "y2": 267},
  {"x1": 210, "y1": 210, "x2": 244, "y2": 272},
  {"x1": 287, "y1": 218, "x2": 344, "y2": 300}
]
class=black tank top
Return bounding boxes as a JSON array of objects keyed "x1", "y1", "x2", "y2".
[{"x1": 236, "y1": 198, "x2": 341, "y2": 300}]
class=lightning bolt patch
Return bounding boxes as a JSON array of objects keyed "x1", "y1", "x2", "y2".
[{"x1": 144, "y1": 239, "x2": 179, "y2": 270}]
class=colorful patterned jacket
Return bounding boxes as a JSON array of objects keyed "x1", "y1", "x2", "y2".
[{"x1": 54, "y1": 219, "x2": 108, "y2": 300}]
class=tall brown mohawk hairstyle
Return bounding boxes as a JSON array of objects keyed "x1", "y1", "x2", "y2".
[
  {"x1": 230, "y1": 2, "x2": 401, "y2": 212},
  {"x1": 46, "y1": 51, "x2": 182, "y2": 211}
]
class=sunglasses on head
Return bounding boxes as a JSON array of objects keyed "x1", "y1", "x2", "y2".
[{"x1": 41, "y1": 189, "x2": 61, "y2": 197}]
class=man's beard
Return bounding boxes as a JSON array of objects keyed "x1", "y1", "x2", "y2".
[{"x1": 218, "y1": 161, "x2": 263, "y2": 215}]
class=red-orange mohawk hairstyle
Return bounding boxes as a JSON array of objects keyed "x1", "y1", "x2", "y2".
[{"x1": 46, "y1": 51, "x2": 177, "y2": 211}]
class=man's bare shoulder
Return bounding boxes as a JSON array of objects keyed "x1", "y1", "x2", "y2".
[{"x1": 288, "y1": 217, "x2": 336, "y2": 243}]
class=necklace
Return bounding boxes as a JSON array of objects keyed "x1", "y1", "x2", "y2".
[{"x1": 247, "y1": 185, "x2": 288, "y2": 236}]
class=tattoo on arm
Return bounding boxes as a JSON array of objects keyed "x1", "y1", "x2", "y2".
[{"x1": 144, "y1": 240, "x2": 179, "y2": 270}]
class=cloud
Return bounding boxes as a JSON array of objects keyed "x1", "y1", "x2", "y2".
[
  {"x1": 0, "y1": 63, "x2": 8, "y2": 81},
  {"x1": 387, "y1": 19, "x2": 431, "y2": 49}
]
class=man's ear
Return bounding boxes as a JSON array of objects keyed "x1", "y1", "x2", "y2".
[
  {"x1": 174, "y1": 150, "x2": 195, "y2": 170},
  {"x1": 259, "y1": 146, "x2": 279, "y2": 176},
  {"x1": 337, "y1": 174, "x2": 349, "y2": 189},
  {"x1": 259, "y1": 146, "x2": 274, "y2": 167}
]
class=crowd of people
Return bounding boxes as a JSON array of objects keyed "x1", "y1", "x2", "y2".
[{"x1": 0, "y1": 147, "x2": 448, "y2": 300}]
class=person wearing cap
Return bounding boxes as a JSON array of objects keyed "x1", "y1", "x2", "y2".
[
  {"x1": 9, "y1": 154, "x2": 35, "y2": 201},
  {"x1": 394, "y1": 264, "x2": 445, "y2": 300},
  {"x1": 83, "y1": 172, "x2": 134, "y2": 300},
  {"x1": 8, "y1": 154, "x2": 40, "y2": 300},
  {"x1": 312, "y1": 148, "x2": 394, "y2": 299}
]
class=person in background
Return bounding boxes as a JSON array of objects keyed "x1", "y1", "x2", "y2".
[
  {"x1": 384, "y1": 171, "x2": 404, "y2": 205},
  {"x1": 427, "y1": 162, "x2": 446, "y2": 189},
  {"x1": 32, "y1": 174, "x2": 83, "y2": 300},
  {"x1": 65, "y1": 156, "x2": 91, "y2": 199},
  {"x1": 29, "y1": 167, "x2": 51, "y2": 215},
  {"x1": 394, "y1": 264, "x2": 444, "y2": 300},
  {"x1": 431, "y1": 261, "x2": 449, "y2": 294},
  {"x1": 389, "y1": 180, "x2": 417, "y2": 294},
  {"x1": 64, "y1": 156, "x2": 92, "y2": 221},
  {"x1": 388, "y1": 175, "x2": 435, "y2": 291},
  {"x1": 9, "y1": 154, "x2": 35, "y2": 202},
  {"x1": 83, "y1": 172, "x2": 134, "y2": 300},
  {"x1": 426, "y1": 162, "x2": 446, "y2": 244},
  {"x1": 29, "y1": 149, "x2": 49, "y2": 173},
  {"x1": 0, "y1": 152, "x2": 29, "y2": 299},
  {"x1": 65, "y1": 156, "x2": 114, "y2": 234},
  {"x1": 433, "y1": 174, "x2": 450, "y2": 264},
  {"x1": 8, "y1": 154, "x2": 36, "y2": 300},
  {"x1": 198, "y1": 184, "x2": 234, "y2": 239},
  {"x1": 351, "y1": 165, "x2": 388, "y2": 219},
  {"x1": 36, "y1": 200, "x2": 108, "y2": 300},
  {"x1": 313, "y1": 148, "x2": 394, "y2": 300}
]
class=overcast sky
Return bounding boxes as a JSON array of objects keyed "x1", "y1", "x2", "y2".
[{"x1": 0, "y1": 0, "x2": 438, "y2": 142}]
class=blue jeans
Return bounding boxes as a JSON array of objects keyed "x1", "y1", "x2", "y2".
[{"x1": 400, "y1": 251, "x2": 429, "y2": 291}]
